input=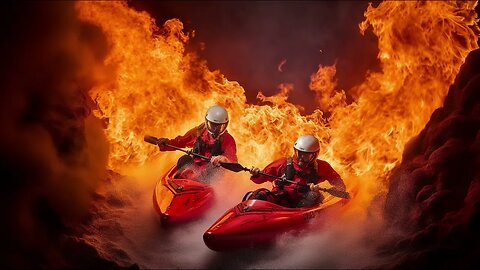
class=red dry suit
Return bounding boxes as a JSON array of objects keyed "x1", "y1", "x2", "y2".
[
  {"x1": 159, "y1": 123, "x2": 237, "y2": 179},
  {"x1": 250, "y1": 157, "x2": 345, "y2": 207}
]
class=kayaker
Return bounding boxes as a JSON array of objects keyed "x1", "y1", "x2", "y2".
[
  {"x1": 156, "y1": 105, "x2": 238, "y2": 182},
  {"x1": 246, "y1": 135, "x2": 346, "y2": 208}
]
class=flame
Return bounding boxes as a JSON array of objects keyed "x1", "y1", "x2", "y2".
[
  {"x1": 309, "y1": 63, "x2": 345, "y2": 112},
  {"x1": 277, "y1": 59, "x2": 287, "y2": 72},
  {"x1": 76, "y1": 1, "x2": 479, "y2": 216}
]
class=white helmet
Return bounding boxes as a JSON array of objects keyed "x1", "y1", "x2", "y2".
[
  {"x1": 205, "y1": 105, "x2": 229, "y2": 138},
  {"x1": 293, "y1": 135, "x2": 320, "y2": 167}
]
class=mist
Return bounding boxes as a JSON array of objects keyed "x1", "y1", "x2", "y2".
[{"x1": 86, "y1": 155, "x2": 386, "y2": 269}]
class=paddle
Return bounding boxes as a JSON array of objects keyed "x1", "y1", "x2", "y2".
[
  {"x1": 221, "y1": 162, "x2": 350, "y2": 199},
  {"x1": 221, "y1": 162, "x2": 283, "y2": 180},
  {"x1": 144, "y1": 135, "x2": 211, "y2": 161}
]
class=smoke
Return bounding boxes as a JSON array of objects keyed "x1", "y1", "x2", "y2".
[
  {"x1": 0, "y1": 2, "x2": 111, "y2": 268},
  {"x1": 85, "y1": 152, "x2": 387, "y2": 269},
  {"x1": 81, "y1": 160, "x2": 256, "y2": 268},
  {"x1": 381, "y1": 49, "x2": 480, "y2": 268}
]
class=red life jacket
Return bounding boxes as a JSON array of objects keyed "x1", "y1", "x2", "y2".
[
  {"x1": 284, "y1": 156, "x2": 319, "y2": 184},
  {"x1": 192, "y1": 123, "x2": 224, "y2": 157}
]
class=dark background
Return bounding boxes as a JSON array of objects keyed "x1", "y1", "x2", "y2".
[{"x1": 129, "y1": 1, "x2": 380, "y2": 113}]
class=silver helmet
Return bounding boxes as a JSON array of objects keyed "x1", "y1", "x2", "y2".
[
  {"x1": 293, "y1": 135, "x2": 320, "y2": 167},
  {"x1": 205, "y1": 105, "x2": 229, "y2": 138}
]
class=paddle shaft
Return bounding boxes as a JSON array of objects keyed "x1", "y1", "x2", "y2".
[
  {"x1": 248, "y1": 168, "x2": 286, "y2": 181},
  {"x1": 238, "y1": 163, "x2": 349, "y2": 198},
  {"x1": 238, "y1": 165, "x2": 308, "y2": 185},
  {"x1": 144, "y1": 135, "x2": 211, "y2": 161},
  {"x1": 164, "y1": 144, "x2": 211, "y2": 161}
]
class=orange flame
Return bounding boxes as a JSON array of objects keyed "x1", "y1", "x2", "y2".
[
  {"x1": 76, "y1": 1, "x2": 479, "y2": 215},
  {"x1": 309, "y1": 63, "x2": 345, "y2": 112}
]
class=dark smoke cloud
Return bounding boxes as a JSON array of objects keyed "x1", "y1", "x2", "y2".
[
  {"x1": 382, "y1": 49, "x2": 480, "y2": 268},
  {"x1": 0, "y1": 2, "x2": 113, "y2": 268},
  {"x1": 129, "y1": 1, "x2": 380, "y2": 113}
]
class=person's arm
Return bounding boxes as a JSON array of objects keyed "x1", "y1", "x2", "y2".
[
  {"x1": 158, "y1": 124, "x2": 199, "y2": 151},
  {"x1": 317, "y1": 160, "x2": 346, "y2": 191},
  {"x1": 250, "y1": 158, "x2": 287, "y2": 184}
]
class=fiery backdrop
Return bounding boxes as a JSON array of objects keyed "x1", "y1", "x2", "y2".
[{"x1": 0, "y1": 1, "x2": 479, "y2": 269}]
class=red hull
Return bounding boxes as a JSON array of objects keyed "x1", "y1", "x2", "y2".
[
  {"x1": 203, "y1": 196, "x2": 349, "y2": 251},
  {"x1": 153, "y1": 166, "x2": 214, "y2": 226}
]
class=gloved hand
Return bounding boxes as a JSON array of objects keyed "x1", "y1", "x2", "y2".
[
  {"x1": 274, "y1": 178, "x2": 286, "y2": 189},
  {"x1": 309, "y1": 183, "x2": 320, "y2": 191},
  {"x1": 157, "y1": 138, "x2": 169, "y2": 146},
  {"x1": 157, "y1": 138, "x2": 169, "y2": 150},
  {"x1": 250, "y1": 167, "x2": 260, "y2": 176},
  {"x1": 210, "y1": 155, "x2": 229, "y2": 167}
]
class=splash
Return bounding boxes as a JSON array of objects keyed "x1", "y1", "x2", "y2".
[{"x1": 76, "y1": 1, "x2": 478, "y2": 218}]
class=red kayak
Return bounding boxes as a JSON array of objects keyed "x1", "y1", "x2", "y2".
[
  {"x1": 153, "y1": 165, "x2": 215, "y2": 226},
  {"x1": 203, "y1": 194, "x2": 350, "y2": 251}
]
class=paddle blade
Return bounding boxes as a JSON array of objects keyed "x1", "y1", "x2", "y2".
[
  {"x1": 144, "y1": 135, "x2": 159, "y2": 145},
  {"x1": 220, "y1": 162, "x2": 248, "y2": 172}
]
